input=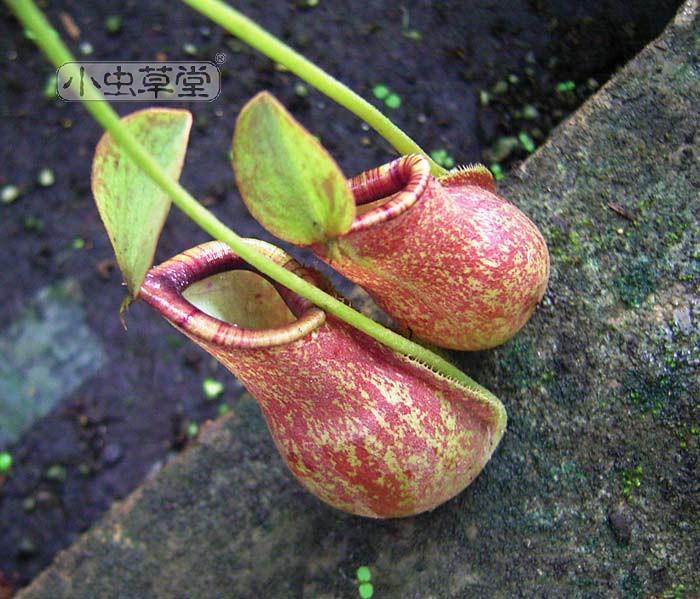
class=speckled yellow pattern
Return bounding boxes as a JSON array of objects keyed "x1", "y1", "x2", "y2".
[
  {"x1": 140, "y1": 241, "x2": 506, "y2": 518},
  {"x1": 312, "y1": 155, "x2": 550, "y2": 350},
  {"x1": 199, "y1": 317, "x2": 503, "y2": 517}
]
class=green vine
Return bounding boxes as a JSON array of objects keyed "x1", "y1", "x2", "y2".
[{"x1": 180, "y1": 0, "x2": 447, "y2": 177}]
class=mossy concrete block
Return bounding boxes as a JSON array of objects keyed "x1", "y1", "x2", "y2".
[{"x1": 18, "y1": 2, "x2": 699, "y2": 597}]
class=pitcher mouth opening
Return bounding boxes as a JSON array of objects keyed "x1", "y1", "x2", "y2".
[
  {"x1": 346, "y1": 153, "x2": 431, "y2": 234},
  {"x1": 139, "y1": 239, "x2": 326, "y2": 349}
]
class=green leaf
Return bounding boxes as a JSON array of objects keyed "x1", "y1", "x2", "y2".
[
  {"x1": 232, "y1": 92, "x2": 355, "y2": 245},
  {"x1": 91, "y1": 108, "x2": 192, "y2": 296}
]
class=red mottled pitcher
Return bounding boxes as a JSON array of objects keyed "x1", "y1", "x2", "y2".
[
  {"x1": 139, "y1": 239, "x2": 506, "y2": 518},
  {"x1": 310, "y1": 154, "x2": 550, "y2": 351}
]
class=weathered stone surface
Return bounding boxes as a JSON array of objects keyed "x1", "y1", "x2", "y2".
[
  {"x1": 0, "y1": 279, "x2": 107, "y2": 446},
  {"x1": 18, "y1": 2, "x2": 699, "y2": 597}
]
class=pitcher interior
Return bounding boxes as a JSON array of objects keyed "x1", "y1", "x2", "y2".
[{"x1": 183, "y1": 270, "x2": 296, "y2": 329}]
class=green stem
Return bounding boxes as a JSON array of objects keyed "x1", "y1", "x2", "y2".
[
  {"x1": 180, "y1": 0, "x2": 447, "y2": 177},
  {"x1": 5, "y1": 0, "x2": 496, "y2": 401}
]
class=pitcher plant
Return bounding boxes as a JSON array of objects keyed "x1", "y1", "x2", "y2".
[
  {"x1": 10, "y1": 0, "x2": 543, "y2": 520},
  {"x1": 310, "y1": 154, "x2": 550, "y2": 350},
  {"x1": 139, "y1": 240, "x2": 506, "y2": 517},
  {"x1": 233, "y1": 94, "x2": 550, "y2": 351}
]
